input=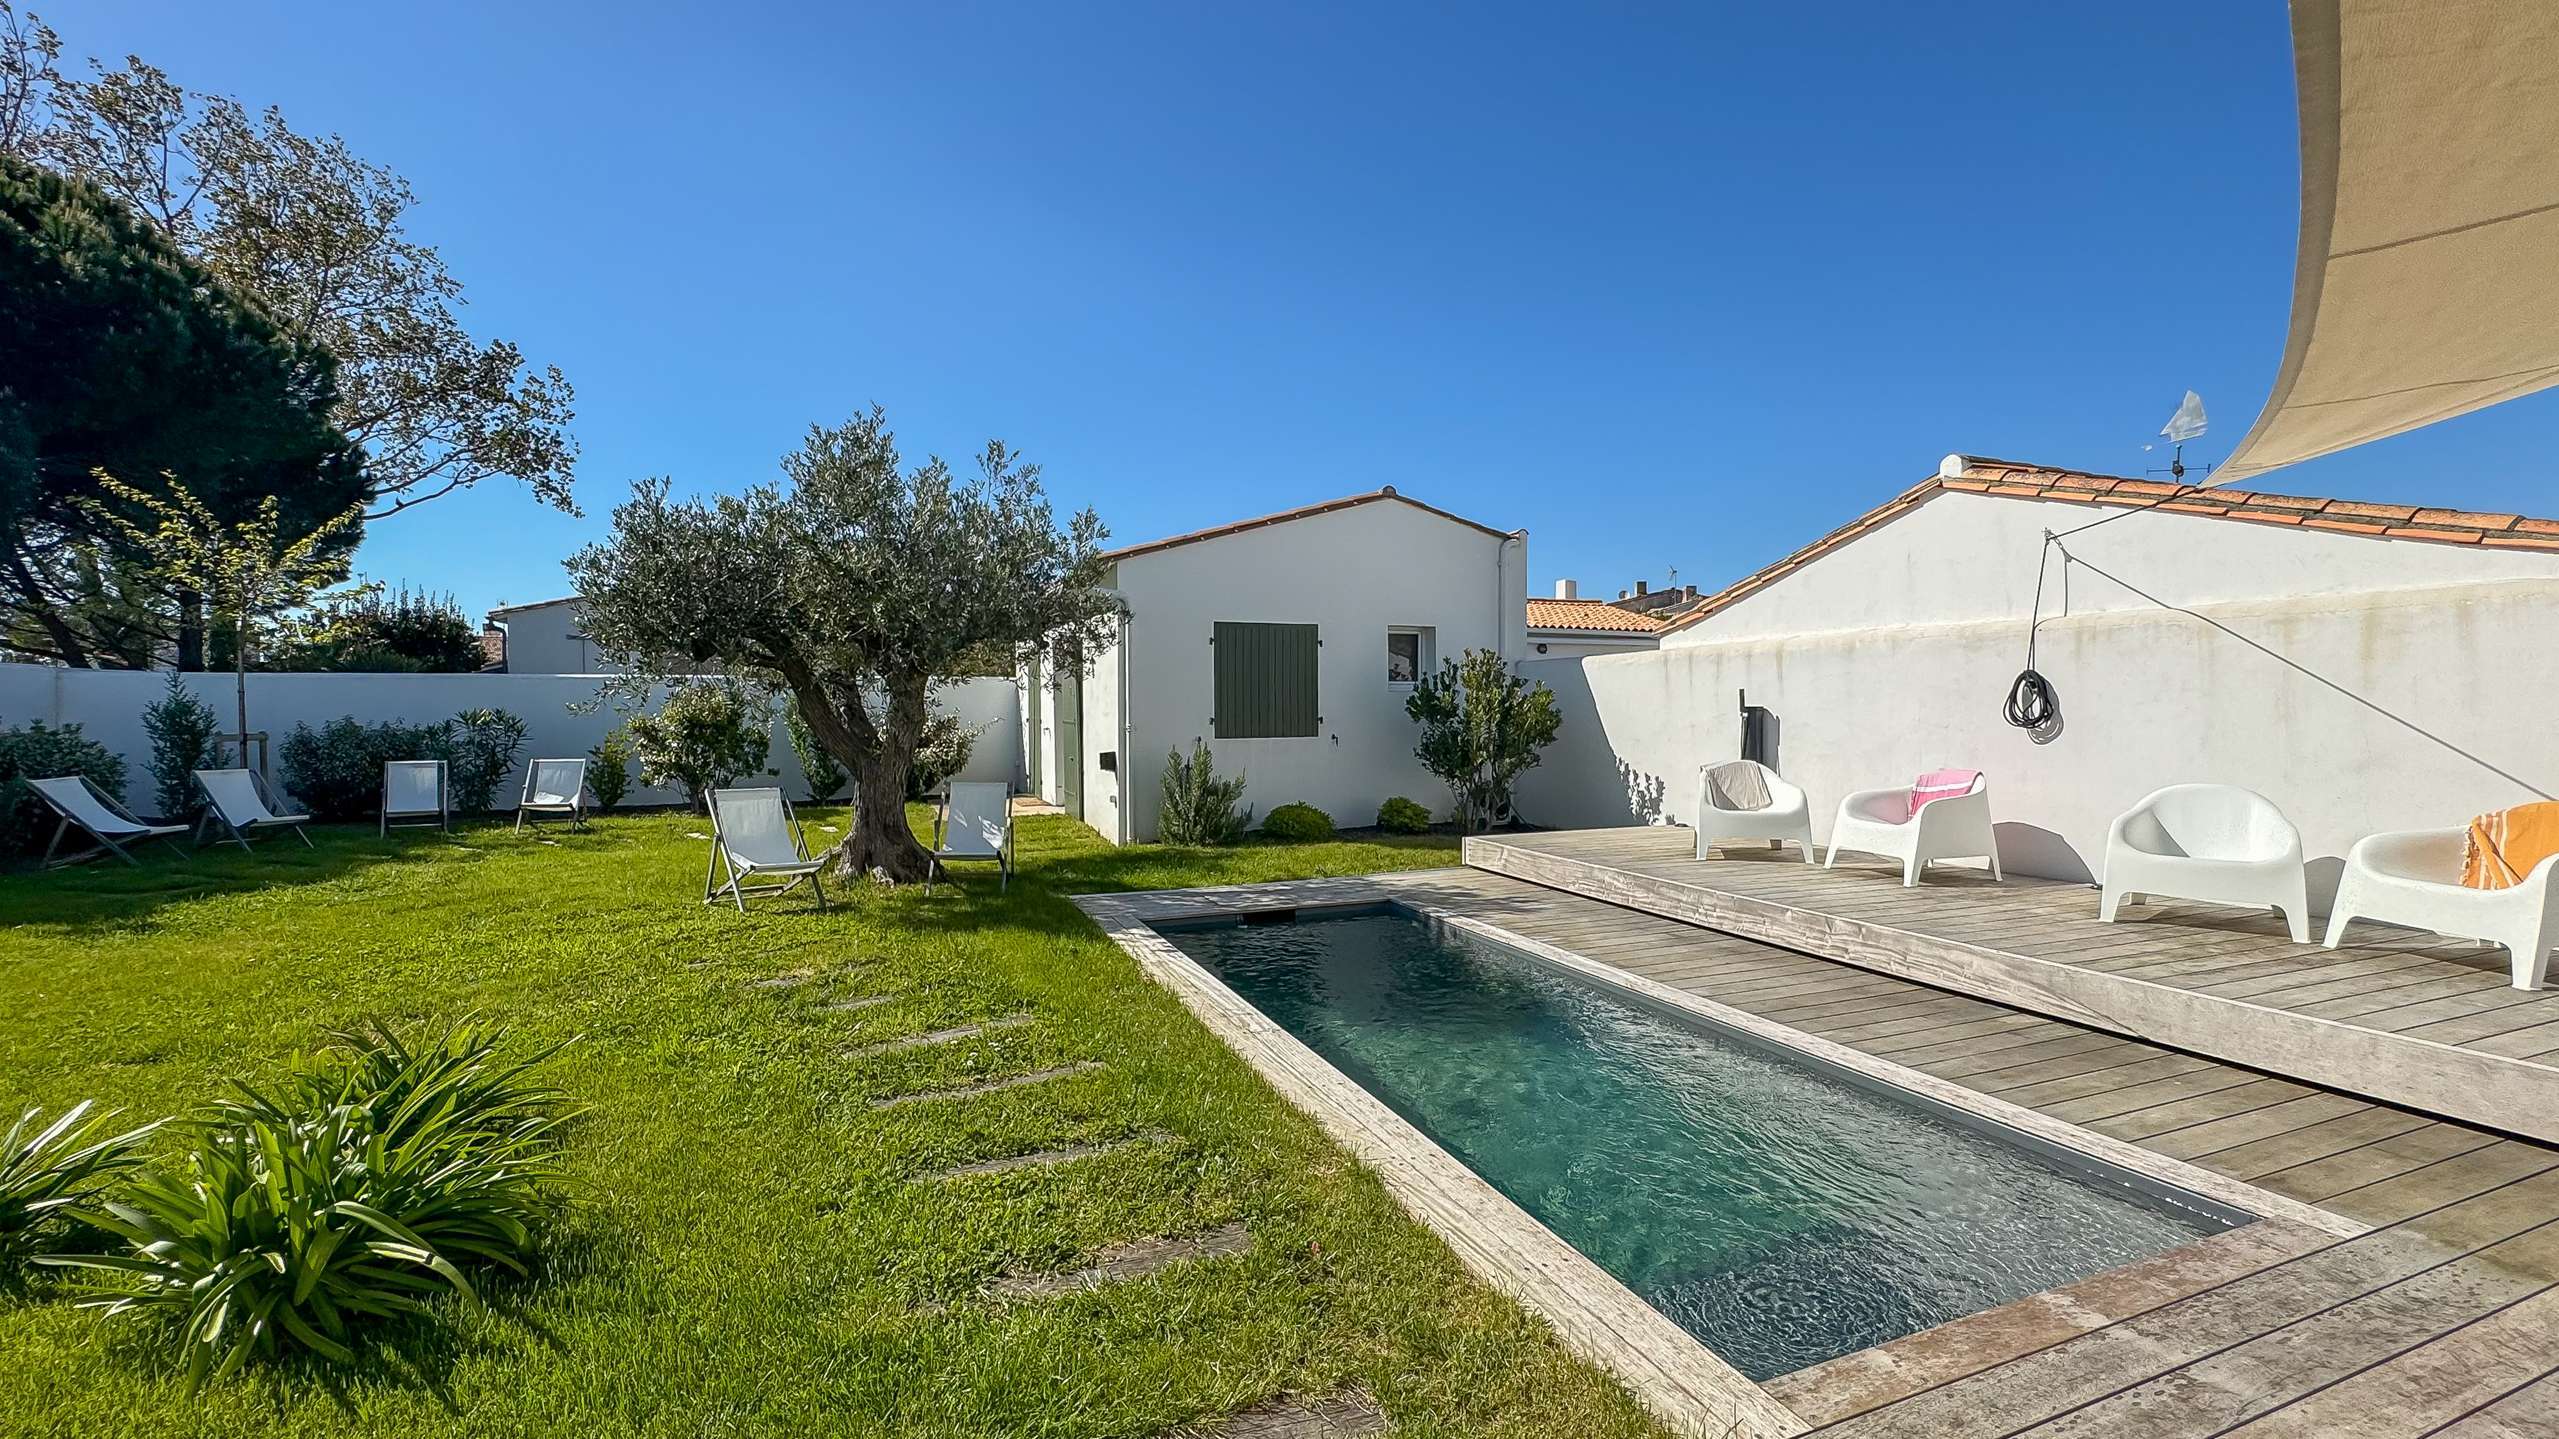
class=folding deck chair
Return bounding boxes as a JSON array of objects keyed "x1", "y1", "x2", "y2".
[
  {"x1": 516, "y1": 758, "x2": 591, "y2": 833},
  {"x1": 381, "y1": 760, "x2": 450, "y2": 836},
  {"x1": 926, "y1": 781, "x2": 1014, "y2": 894},
  {"x1": 193, "y1": 768, "x2": 313, "y2": 853},
  {"x1": 27, "y1": 775, "x2": 188, "y2": 868},
  {"x1": 702, "y1": 786, "x2": 829, "y2": 912}
]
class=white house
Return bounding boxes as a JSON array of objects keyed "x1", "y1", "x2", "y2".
[
  {"x1": 483, "y1": 596, "x2": 609, "y2": 675},
  {"x1": 1028, "y1": 486, "x2": 1527, "y2": 843},
  {"x1": 1512, "y1": 455, "x2": 2559, "y2": 893}
]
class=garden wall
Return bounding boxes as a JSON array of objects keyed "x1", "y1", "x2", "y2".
[{"x1": 0, "y1": 665, "x2": 1020, "y2": 816}]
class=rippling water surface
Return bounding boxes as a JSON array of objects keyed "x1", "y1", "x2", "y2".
[{"x1": 1164, "y1": 908, "x2": 2232, "y2": 1379}]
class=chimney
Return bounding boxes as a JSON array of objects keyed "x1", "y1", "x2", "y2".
[
  {"x1": 1635, "y1": 579, "x2": 1649, "y2": 596},
  {"x1": 1553, "y1": 579, "x2": 1578, "y2": 600}
]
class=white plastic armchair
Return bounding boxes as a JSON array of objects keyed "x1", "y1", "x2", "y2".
[
  {"x1": 2325, "y1": 828, "x2": 2559, "y2": 990},
  {"x1": 1826, "y1": 774, "x2": 2001, "y2": 886},
  {"x1": 1692, "y1": 760, "x2": 1814, "y2": 862},
  {"x1": 2101, "y1": 784, "x2": 2311, "y2": 942}
]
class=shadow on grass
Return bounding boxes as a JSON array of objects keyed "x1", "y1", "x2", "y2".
[{"x1": 0, "y1": 821, "x2": 642, "y2": 933}]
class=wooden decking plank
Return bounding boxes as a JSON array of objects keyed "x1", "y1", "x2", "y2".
[
  {"x1": 1987, "y1": 1051, "x2": 2220, "y2": 1106},
  {"x1": 2086, "y1": 1079, "x2": 2317, "y2": 1144},
  {"x1": 2217, "y1": 1286, "x2": 2559, "y2": 1438},
  {"x1": 2143, "y1": 1094, "x2": 2379, "y2": 1164},
  {"x1": 2423, "y1": 1368, "x2": 2559, "y2": 1437},
  {"x1": 2043, "y1": 1067, "x2": 2292, "y2": 1126},
  {"x1": 1823, "y1": 1169, "x2": 2559, "y2": 1439},
  {"x1": 2012, "y1": 1219, "x2": 2559, "y2": 1437},
  {"x1": 2320, "y1": 1143, "x2": 2559, "y2": 1226},
  {"x1": 2192, "y1": 1106, "x2": 2435, "y2": 1181}
]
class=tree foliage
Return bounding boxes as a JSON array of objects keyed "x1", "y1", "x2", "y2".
[
  {"x1": 1404, "y1": 648, "x2": 1563, "y2": 833},
  {"x1": 140, "y1": 671, "x2": 223, "y2": 820},
  {"x1": 82, "y1": 474, "x2": 365, "y2": 754},
  {"x1": 0, "y1": 2, "x2": 577, "y2": 525},
  {"x1": 624, "y1": 679, "x2": 770, "y2": 811},
  {"x1": 0, "y1": 151, "x2": 365, "y2": 666},
  {"x1": 254, "y1": 584, "x2": 483, "y2": 673},
  {"x1": 570, "y1": 410, "x2": 1116, "y2": 880}
]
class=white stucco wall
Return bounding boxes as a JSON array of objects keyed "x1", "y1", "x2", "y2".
[
  {"x1": 1514, "y1": 490, "x2": 2559, "y2": 898},
  {"x1": 0, "y1": 665, "x2": 1018, "y2": 817},
  {"x1": 1527, "y1": 633, "x2": 1659, "y2": 659},
  {"x1": 1086, "y1": 498, "x2": 1524, "y2": 841}
]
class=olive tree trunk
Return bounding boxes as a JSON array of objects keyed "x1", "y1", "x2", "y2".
[{"x1": 780, "y1": 663, "x2": 934, "y2": 883}]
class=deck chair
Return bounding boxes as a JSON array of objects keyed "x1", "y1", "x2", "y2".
[
  {"x1": 927, "y1": 781, "x2": 1014, "y2": 894},
  {"x1": 27, "y1": 776, "x2": 188, "y2": 868},
  {"x1": 516, "y1": 758, "x2": 590, "y2": 834},
  {"x1": 703, "y1": 786, "x2": 828, "y2": 912},
  {"x1": 381, "y1": 760, "x2": 450, "y2": 836},
  {"x1": 193, "y1": 768, "x2": 313, "y2": 853}
]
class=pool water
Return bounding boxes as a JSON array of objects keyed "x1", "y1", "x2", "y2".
[{"x1": 1161, "y1": 907, "x2": 2236, "y2": 1379}]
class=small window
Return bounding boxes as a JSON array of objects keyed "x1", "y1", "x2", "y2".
[
  {"x1": 1387, "y1": 626, "x2": 1432, "y2": 685},
  {"x1": 1213, "y1": 621, "x2": 1319, "y2": 738}
]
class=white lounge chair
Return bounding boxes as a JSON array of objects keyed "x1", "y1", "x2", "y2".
[
  {"x1": 1692, "y1": 760, "x2": 1815, "y2": 862},
  {"x1": 2325, "y1": 828, "x2": 2559, "y2": 990},
  {"x1": 27, "y1": 776, "x2": 188, "y2": 868},
  {"x1": 703, "y1": 786, "x2": 828, "y2": 912},
  {"x1": 381, "y1": 760, "x2": 449, "y2": 836},
  {"x1": 926, "y1": 781, "x2": 1014, "y2": 894},
  {"x1": 2100, "y1": 784, "x2": 2312, "y2": 942},
  {"x1": 1827, "y1": 772, "x2": 2002, "y2": 886},
  {"x1": 515, "y1": 758, "x2": 590, "y2": 834},
  {"x1": 193, "y1": 768, "x2": 312, "y2": 853}
]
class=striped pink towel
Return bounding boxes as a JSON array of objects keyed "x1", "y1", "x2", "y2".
[{"x1": 1910, "y1": 769, "x2": 1981, "y2": 817}]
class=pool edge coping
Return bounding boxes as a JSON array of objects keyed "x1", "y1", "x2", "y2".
[{"x1": 1075, "y1": 882, "x2": 1813, "y2": 1439}]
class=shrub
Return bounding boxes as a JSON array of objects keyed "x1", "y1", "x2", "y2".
[
  {"x1": 1262, "y1": 803, "x2": 1335, "y2": 842},
  {"x1": 0, "y1": 1102, "x2": 157, "y2": 1293},
  {"x1": 255, "y1": 585, "x2": 484, "y2": 673},
  {"x1": 44, "y1": 1019, "x2": 574, "y2": 1391},
  {"x1": 278, "y1": 717, "x2": 449, "y2": 821},
  {"x1": 1376, "y1": 796, "x2": 1433, "y2": 834},
  {"x1": 1405, "y1": 648, "x2": 1563, "y2": 832},
  {"x1": 588, "y1": 730, "x2": 635, "y2": 812},
  {"x1": 447, "y1": 708, "x2": 529, "y2": 812},
  {"x1": 905, "y1": 712, "x2": 985, "y2": 800},
  {"x1": 1157, "y1": 740, "x2": 1249, "y2": 846},
  {"x1": 785, "y1": 707, "x2": 846, "y2": 802},
  {"x1": 140, "y1": 673, "x2": 224, "y2": 822},
  {"x1": 0, "y1": 719, "x2": 128, "y2": 854},
  {"x1": 626, "y1": 679, "x2": 771, "y2": 809}
]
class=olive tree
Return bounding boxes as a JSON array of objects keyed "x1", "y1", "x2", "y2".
[
  {"x1": 570, "y1": 411, "x2": 1116, "y2": 881},
  {"x1": 1405, "y1": 648, "x2": 1563, "y2": 833}
]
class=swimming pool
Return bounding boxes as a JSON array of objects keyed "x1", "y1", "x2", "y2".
[{"x1": 1159, "y1": 904, "x2": 2240, "y2": 1379}]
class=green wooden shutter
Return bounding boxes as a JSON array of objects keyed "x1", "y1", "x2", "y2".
[{"x1": 1212, "y1": 622, "x2": 1319, "y2": 738}]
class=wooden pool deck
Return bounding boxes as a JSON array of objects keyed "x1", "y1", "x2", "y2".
[
  {"x1": 1093, "y1": 862, "x2": 2559, "y2": 1437},
  {"x1": 1466, "y1": 827, "x2": 2559, "y2": 1148}
]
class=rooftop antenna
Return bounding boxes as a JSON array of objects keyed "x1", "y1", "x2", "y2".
[{"x1": 2142, "y1": 390, "x2": 2213, "y2": 483}]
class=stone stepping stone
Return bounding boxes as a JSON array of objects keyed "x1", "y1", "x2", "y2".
[
  {"x1": 819, "y1": 994, "x2": 893, "y2": 1013},
  {"x1": 933, "y1": 1130, "x2": 1172, "y2": 1181},
  {"x1": 750, "y1": 969, "x2": 816, "y2": 990},
  {"x1": 871, "y1": 1061, "x2": 1101, "y2": 1110},
  {"x1": 849, "y1": 1014, "x2": 1033, "y2": 1058},
  {"x1": 1168, "y1": 1393, "x2": 1386, "y2": 1439},
  {"x1": 984, "y1": 1221, "x2": 1252, "y2": 1302}
]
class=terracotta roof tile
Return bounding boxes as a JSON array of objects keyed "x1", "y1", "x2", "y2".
[
  {"x1": 1525, "y1": 598, "x2": 1669, "y2": 634},
  {"x1": 1656, "y1": 456, "x2": 2559, "y2": 636}
]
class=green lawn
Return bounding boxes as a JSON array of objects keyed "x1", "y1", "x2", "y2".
[{"x1": 0, "y1": 809, "x2": 1667, "y2": 1438}]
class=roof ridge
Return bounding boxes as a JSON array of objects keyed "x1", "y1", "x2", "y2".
[
  {"x1": 1102, "y1": 487, "x2": 1514, "y2": 561},
  {"x1": 1656, "y1": 456, "x2": 2559, "y2": 635}
]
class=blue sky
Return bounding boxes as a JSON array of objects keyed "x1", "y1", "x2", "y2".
[{"x1": 60, "y1": 2, "x2": 2559, "y2": 619}]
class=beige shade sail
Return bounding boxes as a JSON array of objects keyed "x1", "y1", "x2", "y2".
[{"x1": 2216, "y1": 0, "x2": 2559, "y2": 483}]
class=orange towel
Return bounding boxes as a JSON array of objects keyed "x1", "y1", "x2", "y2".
[{"x1": 2462, "y1": 800, "x2": 2559, "y2": 889}]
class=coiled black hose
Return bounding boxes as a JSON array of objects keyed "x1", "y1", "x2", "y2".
[{"x1": 2004, "y1": 667, "x2": 2058, "y2": 730}]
